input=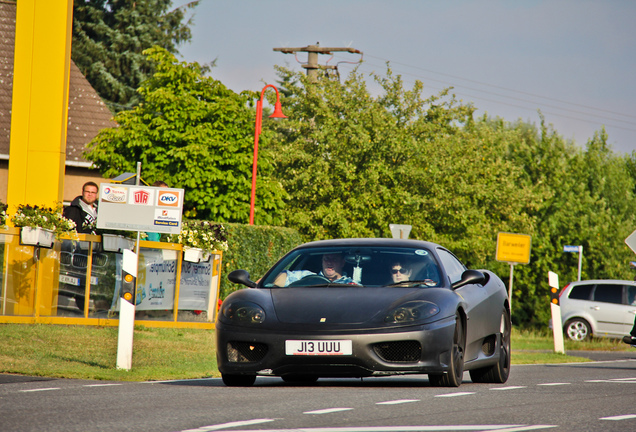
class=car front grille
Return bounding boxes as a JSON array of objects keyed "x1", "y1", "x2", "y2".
[
  {"x1": 226, "y1": 341, "x2": 268, "y2": 363},
  {"x1": 373, "y1": 340, "x2": 421, "y2": 363}
]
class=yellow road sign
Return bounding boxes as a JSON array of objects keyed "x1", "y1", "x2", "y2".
[{"x1": 496, "y1": 232, "x2": 532, "y2": 264}]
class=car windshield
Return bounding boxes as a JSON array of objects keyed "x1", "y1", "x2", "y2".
[{"x1": 260, "y1": 246, "x2": 442, "y2": 288}]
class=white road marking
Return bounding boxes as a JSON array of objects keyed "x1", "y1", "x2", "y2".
[
  {"x1": 434, "y1": 392, "x2": 476, "y2": 398},
  {"x1": 585, "y1": 378, "x2": 636, "y2": 383},
  {"x1": 537, "y1": 383, "x2": 570, "y2": 386},
  {"x1": 489, "y1": 386, "x2": 526, "y2": 391},
  {"x1": 180, "y1": 418, "x2": 275, "y2": 431},
  {"x1": 377, "y1": 399, "x2": 420, "y2": 405},
  {"x1": 600, "y1": 414, "x2": 636, "y2": 421},
  {"x1": 84, "y1": 383, "x2": 123, "y2": 387},
  {"x1": 304, "y1": 408, "x2": 354, "y2": 414},
  {"x1": 20, "y1": 387, "x2": 60, "y2": 392},
  {"x1": 188, "y1": 426, "x2": 556, "y2": 432}
]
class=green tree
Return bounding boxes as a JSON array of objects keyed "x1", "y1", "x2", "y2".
[
  {"x1": 502, "y1": 118, "x2": 636, "y2": 325},
  {"x1": 270, "y1": 68, "x2": 538, "y2": 265},
  {"x1": 84, "y1": 47, "x2": 286, "y2": 224},
  {"x1": 72, "y1": 0, "x2": 198, "y2": 111}
]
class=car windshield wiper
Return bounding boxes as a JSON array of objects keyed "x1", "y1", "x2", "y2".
[{"x1": 388, "y1": 279, "x2": 437, "y2": 287}]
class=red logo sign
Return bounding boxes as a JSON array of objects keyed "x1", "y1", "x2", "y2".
[{"x1": 133, "y1": 190, "x2": 150, "y2": 205}]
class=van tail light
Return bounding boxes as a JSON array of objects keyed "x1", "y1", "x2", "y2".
[{"x1": 559, "y1": 283, "x2": 570, "y2": 298}]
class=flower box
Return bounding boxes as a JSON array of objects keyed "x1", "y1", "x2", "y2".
[
  {"x1": 102, "y1": 234, "x2": 135, "y2": 253},
  {"x1": 20, "y1": 227, "x2": 55, "y2": 248},
  {"x1": 183, "y1": 246, "x2": 210, "y2": 263}
]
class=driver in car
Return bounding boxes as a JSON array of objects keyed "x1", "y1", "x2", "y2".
[{"x1": 273, "y1": 253, "x2": 355, "y2": 287}]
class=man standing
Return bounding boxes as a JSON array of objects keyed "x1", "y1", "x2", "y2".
[{"x1": 63, "y1": 181, "x2": 99, "y2": 233}]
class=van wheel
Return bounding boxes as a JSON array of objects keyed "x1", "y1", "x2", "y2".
[{"x1": 564, "y1": 318, "x2": 591, "y2": 341}]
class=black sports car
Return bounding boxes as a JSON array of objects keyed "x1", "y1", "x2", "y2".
[{"x1": 218, "y1": 238, "x2": 511, "y2": 387}]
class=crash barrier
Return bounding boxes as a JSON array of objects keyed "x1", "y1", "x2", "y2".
[{"x1": 0, "y1": 228, "x2": 222, "y2": 329}]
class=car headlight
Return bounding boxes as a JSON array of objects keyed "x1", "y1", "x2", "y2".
[
  {"x1": 384, "y1": 301, "x2": 440, "y2": 323},
  {"x1": 222, "y1": 301, "x2": 266, "y2": 324}
]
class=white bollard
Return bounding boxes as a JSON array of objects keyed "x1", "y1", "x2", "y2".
[
  {"x1": 116, "y1": 249, "x2": 138, "y2": 370},
  {"x1": 548, "y1": 271, "x2": 565, "y2": 354}
]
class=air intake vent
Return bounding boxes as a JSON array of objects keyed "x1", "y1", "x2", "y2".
[
  {"x1": 227, "y1": 341, "x2": 268, "y2": 363},
  {"x1": 373, "y1": 340, "x2": 421, "y2": 363}
]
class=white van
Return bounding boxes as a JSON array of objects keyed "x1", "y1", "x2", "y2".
[{"x1": 558, "y1": 280, "x2": 636, "y2": 341}]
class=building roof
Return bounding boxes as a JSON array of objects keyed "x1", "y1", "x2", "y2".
[{"x1": 0, "y1": 0, "x2": 116, "y2": 165}]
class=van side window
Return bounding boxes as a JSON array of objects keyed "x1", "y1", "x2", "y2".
[
  {"x1": 568, "y1": 284, "x2": 593, "y2": 300},
  {"x1": 628, "y1": 286, "x2": 636, "y2": 305},
  {"x1": 593, "y1": 284, "x2": 623, "y2": 304}
]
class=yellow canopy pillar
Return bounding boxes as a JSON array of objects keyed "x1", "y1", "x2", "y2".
[
  {"x1": 7, "y1": 0, "x2": 73, "y2": 210},
  {"x1": 5, "y1": 0, "x2": 73, "y2": 317}
]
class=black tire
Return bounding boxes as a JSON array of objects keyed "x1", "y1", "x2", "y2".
[
  {"x1": 469, "y1": 308, "x2": 511, "y2": 384},
  {"x1": 429, "y1": 313, "x2": 465, "y2": 387},
  {"x1": 281, "y1": 375, "x2": 319, "y2": 384},
  {"x1": 564, "y1": 318, "x2": 591, "y2": 341},
  {"x1": 221, "y1": 374, "x2": 256, "y2": 387}
]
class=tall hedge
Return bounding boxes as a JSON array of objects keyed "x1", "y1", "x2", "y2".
[{"x1": 218, "y1": 223, "x2": 303, "y2": 299}]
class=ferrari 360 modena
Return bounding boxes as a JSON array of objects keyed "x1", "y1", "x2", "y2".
[{"x1": 217, "y1": 238, "x2": 511, "y2": 387}]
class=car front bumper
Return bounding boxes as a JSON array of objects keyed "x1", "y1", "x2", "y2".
[{"x1": 216, "y1": 316, "x2": 456, "y2": 378}]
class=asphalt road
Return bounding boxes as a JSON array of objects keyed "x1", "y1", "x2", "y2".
[{"x1": 1, "y1": 350, "x2": 635, "y2": 432}]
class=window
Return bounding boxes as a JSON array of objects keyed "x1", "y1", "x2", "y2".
[
  {"x1": 436, "y1": 248, "x2": 466, "y2": 284},
  {"x1": 568, "y1": 284, "x2": 593, "y2": 300},
  {"x1": 593, "y1": 284, "x2": 623, "y2": 304},
  {"x1": 627, "y1": 286, "x2": 636, "y2": 305}
]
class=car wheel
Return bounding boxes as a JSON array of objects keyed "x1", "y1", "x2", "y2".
[
  {"x1": 221, "y1": 374, "x2": 256, "y2": 387},
  {"x1": 564, "y1": 318, "x2": 591, "y2": 341},
  {"x1": 469, "y1": 308, "x2": 511, "y2": 384},
  {"x1": 429, "y1": 312, "x2": 465, "y2": 387},
  {"x1": 281, "y1": 375, "x2": 319, "y2": 384}
]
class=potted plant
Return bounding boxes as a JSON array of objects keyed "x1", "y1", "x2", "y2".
[
  {"x1": 10, "y1": 204, "x2": 77, "y2": 248},
  {"x1": 166, "y1": 220, "x2": 228, "y2": 263},
  {"x1": 99, "y1": 229, "x2": 140, "y2": 253},
  {"x1": 0, "y1": 202, "x2": 7, "y2": 229}
]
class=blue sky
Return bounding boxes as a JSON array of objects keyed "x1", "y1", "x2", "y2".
[{"x1": 172, "y1": 0, "x2": 636, "y2": 154}]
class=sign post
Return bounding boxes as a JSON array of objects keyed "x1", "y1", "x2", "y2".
[
  {"x1": 389, "y1": 224, "x2": 412, "y2": 239},
  {"x1": 496, "y1": 232, "x2": 532, "y2": 312},
  {"x1": 563, "y1": 245, "x2": 583, "y2": 281},
  {"x1": 548, "y1": 271, "x2": 565, "y2": 354},
  {"x1": 97, "y1": 166, "x2": 184, "y2": 370}
]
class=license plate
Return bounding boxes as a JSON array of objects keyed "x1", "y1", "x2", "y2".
[
  {"x1": 59, "y1": 275, "x2": 80, "y2": 286},
  {"x1": 285, "y1": 340, "x2": 352, "y2": 356}
]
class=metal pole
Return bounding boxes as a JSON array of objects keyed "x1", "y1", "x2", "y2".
[
  {"x1": 577, "y1": 246, "x2": 583, "y2": 281},
  {"x1": 135, "y1": 162, "x2": 141, "y2": 256},
  {"x1": 249, "y1": 96, "x2": 263, "y2": 225},
  {"x1": 508, "y1": 263, "x2": 514, "y2": 312}
]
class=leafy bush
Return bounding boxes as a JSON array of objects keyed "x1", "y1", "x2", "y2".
[{"x1": 219, "y1": 223, "x2": 303, "y2": 299}]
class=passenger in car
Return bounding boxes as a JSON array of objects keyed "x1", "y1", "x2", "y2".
[{"x1": 389, "y1": 261, "x2": 412, "y2": 284}]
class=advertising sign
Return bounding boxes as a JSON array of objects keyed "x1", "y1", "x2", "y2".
[{"x1": 97, "y1": 184, "x2": 184, "y2": 234}]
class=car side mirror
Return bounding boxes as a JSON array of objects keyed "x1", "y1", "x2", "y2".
[
  {"x1": 451, "y1": 269, "x2": 486, "y2": 290},
  {"x1": 227, "y1": 269, "x2": 257, "y2": 288}
]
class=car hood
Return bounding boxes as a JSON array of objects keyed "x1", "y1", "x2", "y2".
[{"x1": 271, "y1": 287, "x2": 425, "y2": 325}]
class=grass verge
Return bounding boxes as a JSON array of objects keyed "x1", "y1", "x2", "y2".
[{"x1": 0, "y1": 324, "x2": 631, "y2": 381}]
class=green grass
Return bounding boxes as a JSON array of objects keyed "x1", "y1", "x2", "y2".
[
  {"x1": 0, "y1": 324, "x2": 218, "y2": 381},
  {"x1": 0, "y1": 324, "x2": 631, "y2": 381}
]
